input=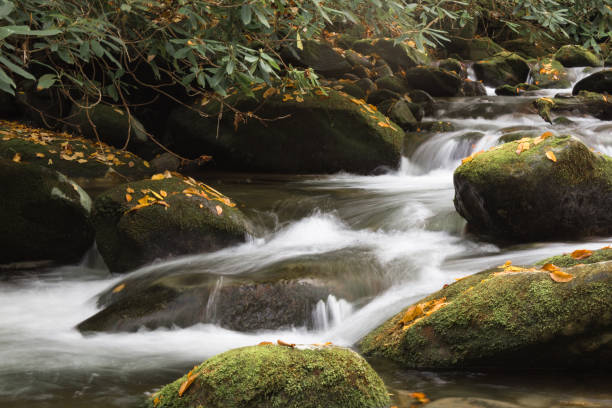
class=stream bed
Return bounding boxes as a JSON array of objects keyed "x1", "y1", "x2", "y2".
[{"x1": 1, "y1": 77, "x2": 611, "y2": 408}]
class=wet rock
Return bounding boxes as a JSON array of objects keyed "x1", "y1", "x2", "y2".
[
  {"x1": 0, "y1": 159, "x2": 94, "y2": 266},
  {"x1": 572, "y1": 69, "x2": 612, "y2": 95},
  {"x1": 367, "y1": 89, "x2": 401, "y2": 106},
  {"x1": 375, "y1": 75, "x2": 409, "y2": 94},
  {"x1": 388, "y1": 100, "x2": 418, "y2": 129},
  {"x1": 326, "y1": 79, "x2": 366, "y2": 99},
  {"x1": 404, "y1": 67, "x2": 463, "y2": 97},
  {"x1": 145, "y1": 345, "x2": 390, "y2": 408},
  {"x1": 150, "y1": 152, "x2": 181, "y2": 173},
  {"x1": 352, "y1": 38, "x2": 428, "y2": 70},
  {"x1": 554, "y1": 45, "x2": 602, "y2": 68},
  {"x1": 407, "y1": 90, "x2": 435, "y2": 115},
  {"x1": 92, "y1": 173, "x2": 251, "y2": 272},
  {"x1": 355, "y1": 78, "x2": 376, "y2": 94},
  {"x1": 438, "y1": 58, "x2": 466, "y2": 78},
  {"x1": 427, "y1": 397, "x2": 522, "y2": 408},
  {"x1": 0, "y1": 120, "x2": 152, "y2": 184},
  {"x1": 286, "y1": 40, "x2": 352, "y2": 77},
  {"x1": 531, "y1": 58, "x2": 571, "y2": 88},
  {"x1": 165, "y1": 87, "x2": 403, "y2": 174},
  {"x1": 495, "y1": 83, "x2": 540, "y2": 96},
  {"x1": 445, "y1": 37, "x2": 504, "y2": 61},
  {"x1": 344, "y1": 49, "x2": 373, "y2": 69},
  {"x1": 460, "y1": 80, "x2": 487, "y2": 96},
  {"x1": 373, "y1": 60, "x2": 394, "y2": 78},
  {"x1": 453, "y1": 135, "x2": 612, "y2": 241},
  {"x1": 473, "y1": 52, "x2": 530, "y2": 87},
  {"x1": 361, "y1": 253, "x2": 612, "y2": 370},
  {"x1": 534, "y1": 91, "x2": 612, "y2": 122}
]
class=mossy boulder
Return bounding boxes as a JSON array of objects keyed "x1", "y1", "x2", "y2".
[
  {"x1": 495, "y1": 83, "x2": 540, "y2": 96},
  {"x1": 438, "y1": 58, "x2": 466, "y2": 78},
  {"x1": 572, "y1": 69, "x2": 612, "y2": 95},
  {"x1": 404, "y1": 67, "x2": 463, "y2": 97},
  {"x1": 460, "y1": 80, "x2": 487, "y2": 97},
  {"x1": 445, "y1": 37, "x2": 505, "y2": 61},
  {"x1": 388, "y1": 100, "x2": 418, "y2": 129},
  {"x1": 92, "y1": 173, "x2": 251, "y2": 273},
  {"x1": 351, "y1": 38, "x2": 429, "y2": 70},
  {"x1": 360, "y1": 257, "x2": 612, "y2": 370},
  {"x1": 146, "y1": 345, "x2": 390, "y2": 408},
  {"x1": 0, "y1": 120, "x2": 152, "y2": 185},
  {"x1": 531, "y1": 58, "x2": 571, "y2": 89},
  {"x1": 453, "y1": 135, "x2": 612, "y2": 241},
  {"x1": 502, "y1": 38, "x2": 555, "y2": 59},
  {"x1": 473, "y1": 52, "x2": 530, "y2": 87},
  {"x1": 534, "y1": 91, "x2": 612, "y2": 122},
  {"x1": 554, "y1": 45, "x2": 602, "y2": 68},
  {"x1": 289, "y1": 40, "x2": 352, "y2": 77},
  {"x1": 0, "y1": 159, "x2": 94, "y2": 266},
  {"x1": 165, "y1": 87, "x2": 404, "y2": 174},
  {"x1": 375, "y1": 75, "x2": 409, "y2": 94}
]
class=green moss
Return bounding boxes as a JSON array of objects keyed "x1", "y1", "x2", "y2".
[
  {"x1": 554, "y1": 45, "x2": 602, "y2": 68},
  {"x1": 146, "y1": 346, "x2": 390, "y2": 408},
  {"x1": 536, "y1": 248, "x2": 612, "y2": 267}
]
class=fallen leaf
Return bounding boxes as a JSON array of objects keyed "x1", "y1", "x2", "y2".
[
  {"x1": 178, "y1": 372, "x2": 199, "y2": 397},
  {"x1": 550, "y1": 269, "x2": 574, "y2": 283},
  {"x1": 410, "y1": 392, "x2": 430, "y2": 404},
  {"x1": 143, "y1": 161, "x2": 150, "y2": 168},
  {"x1": 546, "y1": 151, "x2": 557, "y2": 162},
  {"x1": 258, "y1": 341, "x2": 273, "y2": 346},
  {"x1": 541, "y1": 263, "x2": 561, "y2": 272},
  {"x1": 112, "y1": 283, "x2": 126, "y2": 293},
  {"x1": 160, "y1": 190, "x2": 167, "y2": 198},
  {"x1": 571, "y1": 249, "x2": 593, "y2": 260},
  {"x1": 126, "y1": 193, "x2": 132, "y2": 202},
  {"x1": 277, "y1": 339, "x2": 295, "y2": 348},
  {"x1": 12, "y1": 153, "x2": 21, "y2": 162},
  {"x1": 151, "y1": 173, "x2": 165, "y2": 181},
  {"x1": 263, "y1": 87, "x2": 277, "y2": 99},
  {"x1": 126, "y1": 187, "x2": 135, "y2": 194},
  {"x1": 128, "y1": 161, "x2": 134, "y2": 167},
  {"x1": 516, "y1": 141, "x2": 530, "y2": 155},
  {"x1": 36, "y1": 152, "x2": 45, "y2": 158},
  {"x1": 216, "y1": 205, "x2": 223, "y2": 215}
]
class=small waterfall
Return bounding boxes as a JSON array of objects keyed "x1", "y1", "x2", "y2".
[
  {"x1": 467, "y1": 63, "x2": 496, "y2": 96},
  {"x1": 312, "y1": 295, "x2": 353, "y2": 331},
  {"x1": 206, "y1": 276, "x2": 224, "y2": 321}
]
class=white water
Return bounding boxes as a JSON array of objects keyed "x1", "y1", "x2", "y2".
[{"x1": 2, "y1": 68, "x2": 612, "y2": 407}]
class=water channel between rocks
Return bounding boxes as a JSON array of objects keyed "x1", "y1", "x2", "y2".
[{"x1": 1, "y1": 73, "x2": 611, "y2": 408}]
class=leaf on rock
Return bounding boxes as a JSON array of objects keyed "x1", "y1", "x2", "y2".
[
  {"x1": 571, "y1": 249, "x2": 592, "y2": 260},
  {"x1": 546, "y1": 151, "x2": 557, "y2": 162},
  {"x1": 461, "y1": 150, "x2": 484, "y2": 164},
  {"x1": 215, "y1": 205, "x2": 223, "y2": 215},
  {"x1": 540, "y1": 263, "x2": 561, "y2": 272},
  {"x1": 36, "y1": 152, "x2": 45, "y2": 158},
  {"x1": 399, "y1": 297, "x2": 447, "y2": 330},
  {"x1": 516, "y1": 141, "x2": 530, "y2": 155},
  {"x1": 151, "y1": 173, "x2": 165, "y2": 181},
  {"x1": 125, "y1": 193, "x2": 132, "y2": 202},
  {"x1": 263, "y1": 87, "x2": 277, "y2": 99},
  {"x1": 112, "y1": 283, "x2": 126, "y2": 293},
  {"x1": 12, "y1": 153, "x2": 20, "y2": 162},
  {"x1": 410, "y1": 392, "x2": 430, "y2": 404},
  {"x1": 126, "y1": 187, "x2": 134, "y2": 194},
  {"x1": 258, "y1": 341, "x2": 273, "y2": 346},
  {"x1": 277, "y1": 339, "x2": 295, "y2": 348},
  {"x1": 549, "y1": 269, "x2": 574, "y2": 283},
  {"x1": 178, "y1": 372, "x2": 199, "y2": 397},
  {"x1": 160, "y1": 190, "x2": 168, "y2": 198}
]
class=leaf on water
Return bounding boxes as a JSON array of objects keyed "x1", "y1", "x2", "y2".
[
  {"x1": 126, "y1": 187, "x2": 134, "y2": 194},
  {"x1": 178, "y1": 372, "x2": 199, "y2": 397},
  {"x1": 125, "y1": 193, "x2": 132, "y2": 202},
  {"x1": 12, "y1": 152, "x2": 20, "y2": 162},
  {"x1": 112, "y1": 283, "x2": 126, "y2": 293},
  {"x1": 549, "y1": 269, "x2": 574, "y2": 283},
  {"x1": 571, "y1": 249, "x2": 592, "y2": 259},
  {"x1": 516, "y1": 141, "x2": 530, "y2": 155},
  {"x1": 546, "y1": 151, "x2": 557, "y2": 162},
  {"x1": 216, "y1": 205, "x2": 223, "y2": 215},
  {"x1": 277, "y1": 339, "x2": 295, "y2": 348}
]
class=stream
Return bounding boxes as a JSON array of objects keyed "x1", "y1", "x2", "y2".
[{"x1": 1, "y1": 69, "x2": 611, "y2": 408}]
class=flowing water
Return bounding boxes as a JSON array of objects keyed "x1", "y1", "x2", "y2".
[{"x1": 1, "y1": 68, "x2": 612, "y2": 408}]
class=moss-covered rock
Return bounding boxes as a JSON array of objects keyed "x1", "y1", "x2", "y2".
[
  {"x1": 0, "y1": 159, "x2": 94, "y2": 266},
  {"x1": 92, "y1": 173, "x2": 251, "y2": 272},
  {"x1": 351, "y1": 38, "x2": 429, "y2": 70},
  {"x1": 473, "y1": 52, "x2": 530, "y2": 87},
  {"x1": 501, "y1": 38, "x2": 555, "y2": 59},
  {"x1": 438, "y1": 58, "x2": 466, "y2": 77},
  {"x1": 0, "y1": 120, "x2": 152, "y2": 185},
  {"x1": 145, "y1": 345, "x2": 390, "y2": 408},
  {"x1": 453, "y1": 135, "x2": 612, "y2": 241},
  {"x1": 534, "y1": 91, "x2": 612, "y2": 122},
  {"x1": 375, "y1": 75, "x2": 409, "y2": 94},
  {"x1": 387, "y1": 99, "x2": 418, "y2": 129},
  {"x1": 572, "y1": 69, "x2": 612, "y2": 95},
  {"x1": 165, "y1": 87, "x2": 404, "y2": 174},
  {"x1": 554, "y1": 45, "x2": 602, "y2": 68},
  {"x1": 360, "y1": 258, "x2": 612, "y2": 370},
  {"x1": 531, "y1": 58, "x2": 571, "y2": 88},
  {"x1": 445, "y1": 37, "x2": 505, "y2": 61},
  {"x1": 495, "y1": 83, "x2": 540, "y2": 96},
  {"x1": 288, "y1": 40, "x2": 353, "y2": 77},
  {"x1": 536, "y1": 247, "x2": 612, "y2": 268},
  {"x1": 404, "y1": 66, "x2": 463, "y2": 97}
]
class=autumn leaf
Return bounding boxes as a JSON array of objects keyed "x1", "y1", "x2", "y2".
[
  {"x1": 549, "y1": 269, "x2": 574, "y2": 283},
  {"x1": 178, "y1": 372, "x2": 199, "y2": 397},
  {"x1": 516, "y1": 141, "x2": 530, "y2": 155},
  {"x1": 128, "y1": 161, "x2": 135, "y2": 168},
  {"x1": 410, "y1": 392, "x2": 430, "y2": 404},
  {"x1": 12, "y1": 153, "x2": 21, "y2": 162},
  {"x1": 546, "y1": 151, "x2": 557, "y2": 162},
  {"x1": 282, "y1": 94, "x2": 294, "y2": 102},
  {"x1": 112, "y1": 283, "x2": 126, "y2": 293},
  {"x1": 126, "y1": 187, "x2": 135, "y2": 194},
  {"x1": 263, "y1": 87, "x2": 277, "y2": 99},
  {"x1": 215, "y1": 205, "x2": 223, "y2": 215},
  {"x1": 143, "y1": 161, "x2": 150, "y2": 168},
  {"x1": 571, "y1": 249, "x2": 592, "y2": 260},
  {"x1": 540, "y1": 263, "x2": 561, "y2": 272},
  {"x1": 151, "y1": 173, "x2": 165, "y2": 181},
  {"x1": 36, "y1": 152, "x2": 45, "y2": 158},
  {"x1": 277, "y1": 339, "x2": 295, "y2": 348},
  {"x1": 160, "y1": 190, "x2": 168, "y2": 198},
  {"x1": 258, "y1": 341, "x2": 273, "y2": 346},
  {"x1": 126, "y1": 193, "x2": 133, "y2": 202}
]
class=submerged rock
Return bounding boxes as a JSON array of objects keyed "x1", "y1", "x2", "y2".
[
  {"x1": 92, "y1": 173, "x2": 251, "y2": 272},
  {"x1": 473, "y1": 52, "x2": 530, "y2": 87},
  {"x1": 145, "y1": 345, "x2": 390, "y2": 408},
  {"x1": 572, "y1": 69, "x2": 612, "y2": 95},
  {"x1": 165, "y1": 87, "x2": 404, "y2": 174},
  {"x1": 0, "y1": 159, "x2": 94, "y2": 266},
  {"x1": 360, "y1": 254, "x2": 612, "y2": 370},
  {"x1": 453, "y1": 135, "x2": 612, "y2": 241},
  {"x1": 554, "y1": 45, "x2": 602, "y2": 68}
]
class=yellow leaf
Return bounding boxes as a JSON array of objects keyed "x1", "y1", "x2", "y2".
[
  {"x1": 571, "y1": 249, "x2": 592, "y2": 260},
  {"x1": 112, "y1": 283, "x2": 126, "y2": 293},
  {"x1": 282, "y1": 94, "x2": 294, "y2": 102},
  {"x1": 258, "y1": 341, "x2": 273, "y2": 346},
  {"x1": 516, "y1": 141, "x2": 530, "y2": 155},
  {"x1": 138, "y1": 195, "x2": 153, "y2": 205},
  {"x1": 545, "y1": 151, "x2": 557, "y2": 162},
  {"x1": 263, "y1": 87, "x2": 277, "y2": 99},
  {"x1": 549, "y1": 269, "x2": 574, "y2": 283},
  {"x1": 160, "y1": 190, "x2": 168, "y2": 198},
  {"x1": 540, "y1": 263, "x2": 561, "y2": 272},
  {"x1": 48, "y1": 158, "x2": 53, "y2": 165},
  {"x1": 36, "y1": 152, "x2": 45, "y2": 158},
  {"x1": 151, "y1": 173, "x2": 165, "y2": 181},
  {"x1": 216, "y1": 205, "x2": 223, "y2": 215},
  {"x1": 77, "y1": 159, "x2": 88, "y2": 164},
  {"x1": 128, "y1": 161, "x2": 135, "y2": 168},
  {"x1": 12, "y1": 153, "x2": 21, "y2": 162},
  {"x1": 151, "y1": 190, "x2": 164, "y2": 200},
  {"x1": 143, "y1": 161, "x2": 150, "y2": 168},
  {"x1": 126, "y1": 187, "x2": 135, "y2": 194},
  {"x1": 126, "y1": 193, "x2": 132, "y2": 202},
  {"x1": 377, "y1": 121, "x2": 391, "y2": 128},
  {"x1": 295, "y1": 95, "x2": 304, "y2": 103},
  {"x1": 296, "y1": 31, "x2": 303, "y2": 50},
  {"x1": 277, "y1": 339, "x2": 295, "y2": 348},
  {"x1": 178, "y1": 372, "x2": 199, "y2": 397}
]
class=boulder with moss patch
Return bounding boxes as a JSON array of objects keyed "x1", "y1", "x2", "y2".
[
  {"x1": 534, "y1": 91, "x2": 612, "y2": 122},
  {"x1": 360, "y1": 256, "x2": 612, "y2": 370},
  {"x1": 473, "y1": 52, "x2": 530, "y2": 87},
  {"x1": 165, "y1": 87, "x2": 403, "y2": 174},
  {"x1": 92, "y1": 173, "x2": 251, "y2": 272},
  {"x1": 351, "y1": 38, "x2": 429, "y2": 70},
  {"x1": 453, "y1": 135, "x2": 612, "y2": 241},
  {"x1": 554, "y1": 45, "x2": 602, "y2": 68},
  {"x1": 146, "y1": 345, "x2": 390, "y2": 408},
  {"x1": 531, "y1": 58, "x2": 571, "y2": 88},
  {"x1": 286, "y1": 40, "x2": 352, "y2": 77},
  {"x1": 0, "y1": 159, "x2": 94, "y2": 267},
  {"x1": 404, "y1": 66, "x2": 463, "y2": 97},
  {"x1": 445, "y1": 37, "x2": 505, "y2": 61}
]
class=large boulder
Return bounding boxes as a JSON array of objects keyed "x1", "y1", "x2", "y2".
[
  {"x1": 445, "y1": 37, "x2": 504, "y2": 61},
  {"x1": 286, "y1": 40, "x2": 352, "y2": 77},
  {"x1": 403, "y1": 66, "x2": 463, "y2": 97},
  {"x1": 0, "y1": 159, "x2": 94, "y2": 266},
  {"x1": 473, "y1": 52, "x2": 530, "y2": 87},
  {"x1": 554, "y1": 45, "x2": 602, "y2": 67},
  {"x1": 0, "y1": 119, "x2": 152, "y2": 184},
  {"x1": 145, "y1": 345, "x2": 390, "y2": 408},
  {"x1": 360, "y1": 253, "x2": 612, "y2": 369},
  {"x1": 92, "y1": 172, "x2": 251, "y2": 272},
  {"x1": 534, "y1": 91, "x2": 612, "y2": 122},
  {"x1": 453, "y1": 135, "x2": 612, "y2": 241},
  {"x1": 530, "y1": 58, "x2": 571, "y2": 88},
  {"x1": 572, "y1": 69, "x2": 612, "y2": 95},
  {"x1": 351, "y1": 38, "x2": 429, "y2": 70},
  {"x1": 165, "y1": 87, "x2": 404, "y2": 174}
]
